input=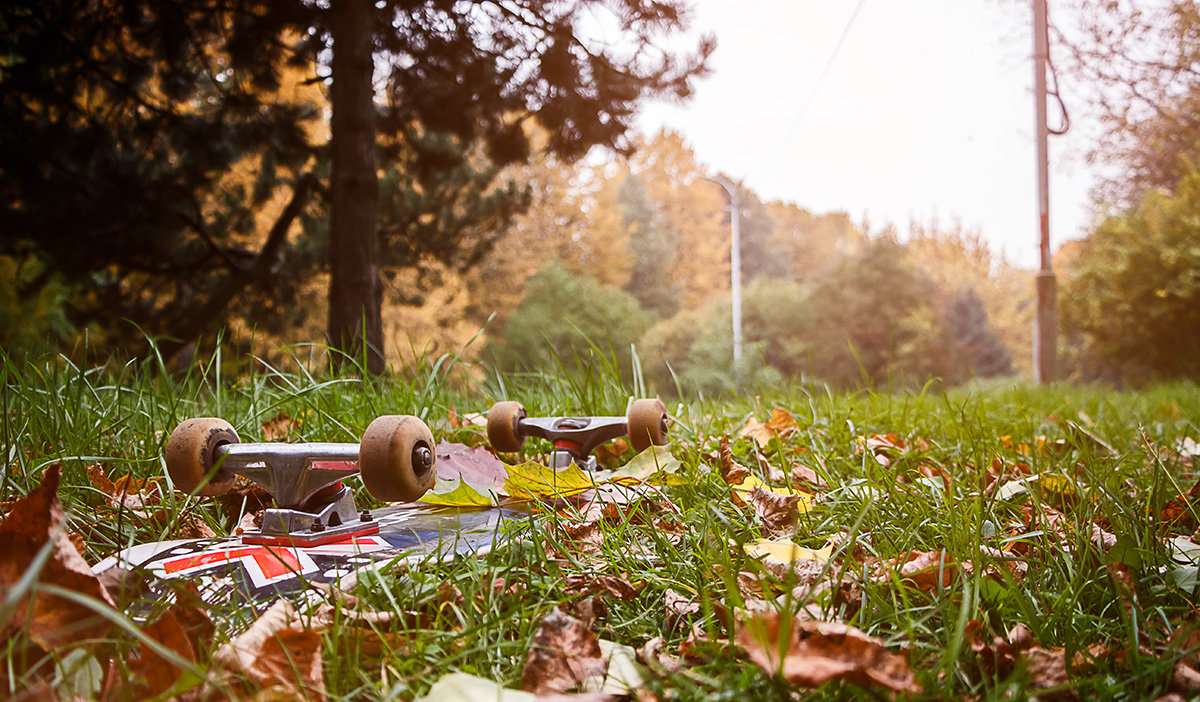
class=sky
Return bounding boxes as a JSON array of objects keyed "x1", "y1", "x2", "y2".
[{"x1": 632, "y1": 0, "x2": 1095, "y2": 269}]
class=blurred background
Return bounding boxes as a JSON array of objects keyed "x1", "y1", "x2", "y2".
[{"x1": 2, "y1": 0, "x2": 1196, "y2": 391}]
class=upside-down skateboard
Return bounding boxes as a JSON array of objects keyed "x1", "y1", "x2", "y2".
[
  {"x1": 486, "y1": 398, "x2": 670, "y2": 470},
  {"x1": 94, "y1": 415, "x2": 520, "y2": 619}
]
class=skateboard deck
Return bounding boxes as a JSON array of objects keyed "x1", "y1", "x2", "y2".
[{"x1": 93, "y1": 503, "x2": 523, "y2": 619}]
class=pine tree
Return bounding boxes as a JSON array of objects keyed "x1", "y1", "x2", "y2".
[{"x1": 0, "y1": 0, "x2": 712, "y2": 365}]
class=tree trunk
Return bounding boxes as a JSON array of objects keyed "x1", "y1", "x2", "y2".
[{"x1": 328, "y1": 0, "x2": 385, "y2": 374}]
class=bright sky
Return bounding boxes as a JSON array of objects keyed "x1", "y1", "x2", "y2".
[{"x1": 634, "y1": 0, "x2": 1095, "y2": 269}]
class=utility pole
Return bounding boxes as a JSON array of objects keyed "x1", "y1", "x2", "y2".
[
  {"x1": 703, "y1": 176, "x2": 744, "y2": 368},
  {"x1": 1033, "y1": 0, "x2": 1056, "y2": 383}
]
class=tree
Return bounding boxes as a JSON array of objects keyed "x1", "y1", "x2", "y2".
[
  {"x1": 805, "y1": 237, "x2": 945, "y2": 388},
  {"x1": 619, "y1": 173, "x2": 680, "y2": 318},
  {"x1": 640, "y1": 277, "x2": 810, "y2": 395},
  {"x1": 734, "y1": 188, "x2": 791, "y2": 282},
  {"x1": 328, "y1": 0, "x2": 383, "y2": 372},
  {"x1": 766, "y1": 203, "x2": 865, "y2": 283},
  {"x1": 1061, "y1": 170, "x2": 1200, "y2": 382},
  {"x1": 627, "y1": 131, "x2": 728, "y2": 308},
  {"x1": 1055, "y1": 0, "x2": 1200, "y2": 205},
  {"x1": 0, "y1": 1, "x2": 322, "y2": 357},
  {"x1": 486, "y1": 260, "x2": 649, "y2": 376},
  {"x1": 941, "y1": 287, "x2": 1014, "y2": 381},
  {"x1": 0, "y1": 0, "x2": 713, "y2": 367}
]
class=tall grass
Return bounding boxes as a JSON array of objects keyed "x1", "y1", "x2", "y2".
[{"x1": 3, "y1": 341, "x2": 1199, "y2": 699}]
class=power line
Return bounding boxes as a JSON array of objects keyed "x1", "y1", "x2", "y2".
[{"x1": 757, "y1": 0, "x2": 868, "y2": 179}]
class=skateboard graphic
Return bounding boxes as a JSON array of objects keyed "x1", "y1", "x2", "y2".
[
  {"x1": 94, "y1": 415, "x2": 518, "y2": 616},
  {"x1": 486, "y1": 398, "x2": 670, "y2": 470}
]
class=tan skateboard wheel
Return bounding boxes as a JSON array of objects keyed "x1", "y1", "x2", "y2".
[
  {"x1": 165, "y1": 418, "x2": 241, "y2": 496},
  {"x1": 627, "y1": 398, "x2": 669, "y2": 453},
  {"x1": 359, "y1": 415, "x2": 436, "y2": 503},
  {"x1": 487, "y1": 401, "x2": 526, "y2": 453}
]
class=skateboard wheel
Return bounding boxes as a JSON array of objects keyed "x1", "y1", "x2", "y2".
[
  {"x1": 360, "y1": 415, "x2": 437, "y2": 502},
  {"x1": 627, "y1": 398, "x2": 669, "y2": 453},
  {"x1": 486, "y1": 401, "x2": 526, "y2": 453},
  {"x1": 165, "y1": 418, "x2": 240, "y2": 496}
]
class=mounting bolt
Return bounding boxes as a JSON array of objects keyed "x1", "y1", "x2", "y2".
[
  {"x1": 310, "y1": 520, "x2": 325, "y2": 532},
  {"x1": 412, "y1": 444, "x2": 434, "y2": 475},
  {"x1": 360, "y1": 510, "x2": 373, "y2": 522}
]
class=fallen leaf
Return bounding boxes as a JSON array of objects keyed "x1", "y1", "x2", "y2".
[
  {"x1": 261, "y1": 412, "x2": 303, "y2": 441},
  {"x1": 421, "y1": 441, "x2": 509, "y2": 505},
  {"x1": 213, "y1": 599, "x2": 326, "y2": 699},
  {"x1": 131, "y1": 604, "x2": 200, "y2": 697},
  {"x1": 421, "y1": 443, "x2": 681, "y2": 506},
  {"x1": 447, "y1": 408, "x2": 488, "y2": 429},
  {"x1": 736, "y1": 611, "x2": 921, "y2": 693},
  {"x1": 862, "y1": 433, "x2": 906, "y2": 467},
  {"x1": 789, "y1": 462, "x2": 829, "y2": 490},
  {"x1": 636, "y1": 637, "x2": 684, "y2": 677},
  {"x1": 594, "y1": 438, "x2": 630, "y2": 466},
  {"x1": 745, "y1": 537, "x2": 833, "y2": 565},
  {"x1": 739, "y1": 409, "x2": 798, "y2": 447},
  {"x1": 0, "y1": 463, "x2": 116, "y2": 650},
  {"x1": 585, "y1": 639, "x2": 645, "y2": 696},
  {"x1": 717, "y1": 436, "x2": 750, "y2": 486},
  {"x1": 601, "y1": 444, "x2": 684, "y2": 486},
  {"x1": 874, "y1": 550, "x2": 957, "y2": 592},
  {"x1": 251, "y1": 628, "x2": 324, "y2": 699},
  {"x1": 1019, "y1": 646, "x2": 1075, "y2": 700},
  {"x1": 664, "y1": 589, "x2": 701, "y2": 618},
  {"x1": 418, "y1": 672, "x2": 536, "y2": 701},
  {"x1": 745, "y1": 485, "x2": 807, "y2": 537},
  {"x1": 755, "y1": 453, "x2": 787, "y2": 483},
  {"x1": 521, "y1": 608, "x2": 606, "y2": 695},
  {"x1": 564, "y1": 574, "x2": 643, "y2": 600}
]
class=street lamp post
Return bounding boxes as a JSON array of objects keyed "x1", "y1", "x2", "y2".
[
  {"x1": 703, "y1": 176, "x2": 743, "y2": 368},
  {"x1": 1032, "y1": 0, "x2": 1056, "y2": 383}
]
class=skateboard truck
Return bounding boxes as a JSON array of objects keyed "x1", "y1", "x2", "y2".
[
  {"x1": 165, "y1": 416, "x2": 436, "y2": 546},
  {"x1": 486, "y1": 399, "x2": 670, "y2": 470}
]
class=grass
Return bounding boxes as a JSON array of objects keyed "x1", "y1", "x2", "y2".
[{"x1": 3, "y1": 343, "x2": 1200, "y2": 700}]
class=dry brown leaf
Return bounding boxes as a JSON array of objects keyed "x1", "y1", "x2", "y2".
[
  {"x1": 521, "y1": 608, "x2": 606, "y2": 695},
  {"x1": 789, "y1": 462, "x2": 828, "y2": 491},
  {"x1": 863, "y1": 433, "x2": 906, "y2": 467},
  {"x1": 261, "y1": 412, "x2": 302, "y2": 441},
  {"x1": 447, "y1": 407, "x2": 488, "y2": 429},
  {"x1": 1106, "y1": 562, "x2": 1138, "y2": 623},
  {"x1": 594, "y1": 438, "x2": 630, "y2": 466},
  {"x1": 251, "y1": 628, "x2": 325, "y2": 699},
  {"x1": 746, "y1": 486, "x2": 803, "y2": 537},
  {"x1": 736, "y1": 611, "x2": 921, "y2": 693},
  {"x1": 0, "y1": 463, "x2": 116, "y2": 650},
  {"x1": 874, "y1": 550, "x2": 957, "y2": 592},
  {"x1": 564, "y1": 574, "x2": 643, "y2": 600},
  {"x1": 1020, "y1": 647, "x2": 1075, "y2": 700},
  {"x1": 131, "y1": 604, "x2": 201, "y2": 697},
  {"x1": 755, "y1": 454, "x2": 787, "y2": 483},
  {"x1": 1021, "y1": 502, "x2": 1116, "y2": 552},
  {"x1": 214, "y1": 599, "x2": 326, "y2": 700},
  {"x1": 717, "y1": 436, "x2": 750, "y2": 486},
  {"x1": 664, "y1": 589, "x2": 701, "y2": 618},
  {"x1": 739, "y1": 409, "x2": 798, "y2": 447},
  {"x1": 1174, "y1": 661, "x2": 1200, "y2": 692},
  {"x1": 636, "y1": 637, "x2": 684, "y2": 676}
]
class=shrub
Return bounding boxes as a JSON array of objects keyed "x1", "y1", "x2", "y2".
[{"x1": 485, "y1": 260, "x2": 650, "y2": 376}]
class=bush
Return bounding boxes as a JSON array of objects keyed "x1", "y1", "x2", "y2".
[
  {"x1": 803, "y1": 238, "x2": 949, "y2": 388},
  {"x1": 485, "y1": 260, "x2": 650, "y2": 376},
  {"x1": 640, "y1": 277, "x2": 808, "y2": 395},
  {"x1": 1062, "y1": 171, "x2": 1200, "y2": 383}
]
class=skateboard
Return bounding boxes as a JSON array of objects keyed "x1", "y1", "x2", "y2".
[
  {"x1": 94, "y1": 415, "x2": 520, "y2": 618},
  {"x1": 486, "y1": 398, "x2": 670, "y2": 471}
]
